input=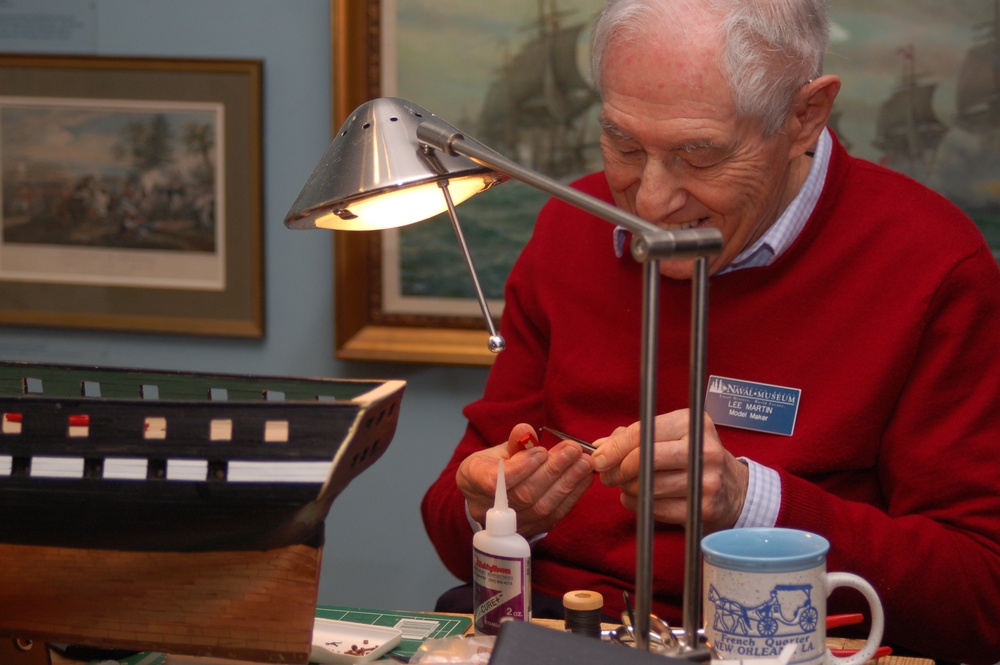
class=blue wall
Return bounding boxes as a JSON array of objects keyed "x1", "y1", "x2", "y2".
[{"x1": 0, "y1": 0, "x2": 488, "y2": 611}]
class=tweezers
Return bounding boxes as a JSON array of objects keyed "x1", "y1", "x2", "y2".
[{"x1": 540, "y1": 426, "x2": 598, "y2": 453}]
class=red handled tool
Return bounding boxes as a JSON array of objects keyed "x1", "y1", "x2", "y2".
[{"x1": 827, "y1": 614, "x2": 892, "y2": 660}]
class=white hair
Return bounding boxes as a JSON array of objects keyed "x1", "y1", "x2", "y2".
[{"x1": 591, "y1": 0, "x2": 830, "y2": 136}]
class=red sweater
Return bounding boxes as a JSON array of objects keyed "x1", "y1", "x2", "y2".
[{"x1": 421, "y1": 138, "x2": 1000, "y2": 664}]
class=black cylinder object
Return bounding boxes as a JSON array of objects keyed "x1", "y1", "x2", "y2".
[{"x1": 563, "y1": 590, "x2": 604, "y2": 638}]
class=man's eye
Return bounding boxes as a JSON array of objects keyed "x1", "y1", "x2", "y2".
[
  {"x1": 681, "y1": 153, "x2": 723, "y2": 170},
  {"x1": 614, "y1": 144, "x2": 643, "y2": 159}
]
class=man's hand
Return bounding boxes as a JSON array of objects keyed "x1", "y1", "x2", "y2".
[
  {"x1": 590, "y1": 410, "x2": 749, "y2": 532},
  {"x1": 456, "y1": 424, "x2": 595, "y2": 538}
]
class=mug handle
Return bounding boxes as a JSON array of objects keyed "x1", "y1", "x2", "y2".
[{"x1": 824, "y1": 573, "x2": 885, "y2": 665}]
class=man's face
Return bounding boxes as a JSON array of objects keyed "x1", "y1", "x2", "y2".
[{"x1": 599, "y1": 19, "x2": 801, "y2": 279}]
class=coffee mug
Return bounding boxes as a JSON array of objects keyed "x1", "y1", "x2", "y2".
[{"x1": 702, "y1": 528, "x2": 883, "y2": 665}]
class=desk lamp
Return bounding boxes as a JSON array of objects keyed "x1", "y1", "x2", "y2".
[{"x1": 285, "y1": 97, "x2": 722, "y2": 654}]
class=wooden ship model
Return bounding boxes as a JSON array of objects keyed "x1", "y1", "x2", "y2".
[{"x1": 0, "y1": 361, "x2": 405, "y2": 663}]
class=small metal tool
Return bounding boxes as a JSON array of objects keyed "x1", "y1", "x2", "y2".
[
  {"x1": 609, "y1": 590, "x2": 682, "y2": 655},
  {"x1": 540, "y1": 426, "x2": 598, "y2": 453}
]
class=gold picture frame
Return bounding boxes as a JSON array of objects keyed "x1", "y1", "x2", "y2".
[{"x1": 0, "y1": 54, "x2": 264, "y2": 338}]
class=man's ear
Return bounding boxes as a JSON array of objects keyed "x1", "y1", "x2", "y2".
[{"x1": 789, "y1": 74, "x2": 841, "y2": 156}]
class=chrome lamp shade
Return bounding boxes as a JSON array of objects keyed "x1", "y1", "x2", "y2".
[{"x1": 285, "y1": 97, "x2": 506, "y2": 231}]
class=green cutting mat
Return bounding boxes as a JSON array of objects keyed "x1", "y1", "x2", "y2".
[
  {"x1": 75, "y1": 607, "x2": 468, "y2": 663},
  {"x1": 314, "y1": 606, "x2": 472, "y2": 662}
]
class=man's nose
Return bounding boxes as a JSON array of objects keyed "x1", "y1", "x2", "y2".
[{"x1": 634, "y1": 160, "x2": 687, "y2": 221}]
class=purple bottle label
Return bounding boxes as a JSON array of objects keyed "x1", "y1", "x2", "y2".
[{"x1": 472, "y1": 547, "x2": 530, "y2": 635}]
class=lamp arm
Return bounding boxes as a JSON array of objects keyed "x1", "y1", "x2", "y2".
[{"x1": 416, "y1": 119, "x2": 723, "y2": 262}]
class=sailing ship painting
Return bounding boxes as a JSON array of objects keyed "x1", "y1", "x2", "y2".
[
  {"x1": 388, "y1": 0, "x2": 604, "y2": 317},
  {"x1": 394, "y1": 0, "x2": 602, "y2": 181},
  {"x1": 829, "y1": 0, "x2": 1000, "y2": 258},
  {"x1": 871, "y1": 44, "x2": 949, "y2": 178},
  {"x1": 476, "y1": 0, "x2": 600, "y2": 177},
  {"x1": 382, "y1": 0, "x2": 999, "y2": 330},
  {"x1": 955, "y1": 1, "x2": 1000, "y2": 146}
]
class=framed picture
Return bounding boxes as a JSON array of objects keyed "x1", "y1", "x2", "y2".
[
  {"x1": 332, "y1": 0, "x2": 605, "y2": 366},
  {"x1": 333, "y1": 0, "x2": 1000, "y2": 366},
  {"x1": 0, "y1": 54, "x2": 264, "y2": 338}
]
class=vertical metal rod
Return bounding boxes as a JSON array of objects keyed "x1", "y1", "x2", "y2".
[
  {"x1": 682, "y1": 256, "x2": 710, "y2": 650},
  {"x1": 438, "y1": 181, "x2": 505, "y2": 353},
  {"x1": 635, "y1": 258, "x2": 661, "y2": 651}
]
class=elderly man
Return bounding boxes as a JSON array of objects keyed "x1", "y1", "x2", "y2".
[{"x1": 421, "y1": 1, "x2": 1000, "y2": 663}]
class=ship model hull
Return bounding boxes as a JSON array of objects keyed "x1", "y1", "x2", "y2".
[
  {"x1": 0, "y1": 474, "x2": 326, "y2": 552},
  {"x1": 2, "y1": 542, "x2": 323, "y2": 663},
  {"x1": 0, "y1": 361, "x2": 406, "y2": 663}
]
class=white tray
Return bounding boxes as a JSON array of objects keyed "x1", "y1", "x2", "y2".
[{"x1": 310, "y1": 618, "x2": 403, "y2": 664}]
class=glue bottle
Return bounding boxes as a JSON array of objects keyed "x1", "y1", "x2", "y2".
[{"x1": 472, "y1": 459, "x2": 531, "y2": 635}]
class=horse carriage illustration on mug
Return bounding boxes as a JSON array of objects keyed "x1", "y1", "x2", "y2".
[{"x1": 708, "y1": 583, "x2": 820, "y2": 636}]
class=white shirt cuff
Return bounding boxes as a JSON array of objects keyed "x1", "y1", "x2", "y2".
[{"x1": 734, "y1": 457, "x2": 781, "y2": 528}]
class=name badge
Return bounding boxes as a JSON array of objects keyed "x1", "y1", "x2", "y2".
[{"x1": 705, "y1": 376, "x2": 801, "y2": 436}]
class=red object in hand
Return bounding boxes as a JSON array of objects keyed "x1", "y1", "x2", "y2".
[{"x1": 517, "y1": 432, "x2": 538, "y2": 450}]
